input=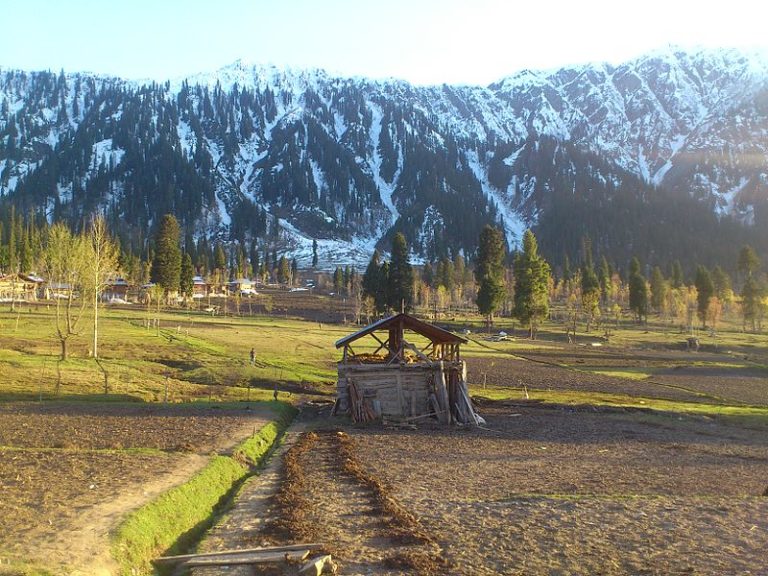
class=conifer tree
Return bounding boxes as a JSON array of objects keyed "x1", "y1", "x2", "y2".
[
  {"x1": 737, "y1": 245, "x2": 760, "y2": 282},
  {"x1": 741, "y1": 276, "x2": 764, "y2": 332},
  {"x1": 277, "y1": 256, "x2": 290, "y2": 285},
  {"x1": 695, "y1": 265, "x2": 714, "y2": 327},
  {"x1": 333, "y1": 266, "x2": 344, "y2": 293},
  {"x1": 580, "y1": 243, "x2": 600, "y2": 331},
  {"x1": 476, "y1": 226, "x2": 507, "y2": 327},
  {"x1": 362, "y1": 250, "x2": 381, "y2": 302},
  {"x1": 151, "y1": 214, "x2": 182, "y2": 300},
  {"x1": 377, "y1": 261, "x2": 390, "y2": 314},
  {"x1": 312, "y1": 238, "x2": 318, "y2": 268},
  {"x1": 599, "y1": 256, "x2": 612, "y2": 302},
  {"x1": 180, "y1": 252, "x2": 194, "y2": 302},
  {"x1": 512, "y1": 229, "x2": 550, "y2": 338},
  {"x1": 711, "y1": 265, "x2": 732, "y2": 302},
  {"x1": 670, "y1": 260, "x2": 684, "y2": 289},
  {"x1": 562, "y1": 253, "x2": 572, "y2": 289},
  {"x1": 628, "y1": 257, "x2": 649, "y2": 323},
  {"x1": 422, "y1": 262, "x2": 434, "y2": 288},
  {"x1": 388, "y1": 232, "x2": 413, "y2": 312},
  {"x1": 650, "y1": 266, "x2": 668, "y2": 314}
]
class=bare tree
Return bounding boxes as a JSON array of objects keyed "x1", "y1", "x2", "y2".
[
  {"x1": 42, "y1": 224, "x2": 87, "y2": 393},
  {"x1": 85, "y1": 215, "x2": 118, "y2": 360}
]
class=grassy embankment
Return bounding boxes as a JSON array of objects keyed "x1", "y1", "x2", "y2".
[
  {"x1": 0, "y1": 305, "x2": 342, "y2": 402},
  {"x1": 2, "y1": 301, "x2": 767, "y2": 415},
  {"x1": 110, "y1": 402, "x2": 296, "y2": 576}
]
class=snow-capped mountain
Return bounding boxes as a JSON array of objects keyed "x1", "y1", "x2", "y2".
[{"x1": 1, "y1": 46, "x2": 767, "y2": 269}]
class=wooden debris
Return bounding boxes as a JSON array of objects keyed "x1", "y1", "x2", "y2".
[
  {"x1": 184, "y1": 550, "x2": 309, "y2": 566},
  {"x1": 298, "y1": 554, "x2": 338, "y2": 575},
  {"x1": 154, "y1": 542, "x2": 322, "y2": 566}
]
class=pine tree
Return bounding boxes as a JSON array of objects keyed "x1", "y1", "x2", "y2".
[
  {"x1": 475, "y1": 226, "x2": 507, "y2": 327},
  {"x1": 180, "y1": 252, "x2": 194, "y2": 302},
  {"x1": 670, "y1": 260, "x2": 684, "y2": 289},
  {"x1": 151, "y1": 214, "x2": 182, "y2": 300},
  {"x1": 562, "y1": 253, "x2": 572, "y2": 288},
  {"x1": 580, "y1": 245, "x2": 600, "y2": 331},
  {"x1": 388, "y1": 232, "x2": 413, "y2": 312},
  {"x1": 599, "y1": 256, "x2": 612, "y2": 303},
  {"x1": 312, "y1": 238, "x2": 318, "y2": 268},
  {"x1": 628, "y1": 257, "x2": 648, "y2": 324},
  {"x1": 214, "y1": 242, "x2": 227, "y2": 273},
  {"x1": 362, "y1": 250, "x2": 381, "y2": 303},
  {"x1": 694, "y1": 265, "x2": 714, "y2": 327},
  {"x1": 377, "y1": 261, "x2": 390, "y2": 314},
  {"x1": 650, "y1": 266, "x2": 668, "y2": 314},
  {"x1": 422, "y1": 262, "x2": 434, "y2": 288},
  {"x1": 333, "y1": 266, "x2": 344, "y2": 293},
  {"x1": 277, "y1": 256, "x2": 290, "y2": 285},
  {"x1": 711, "y1": 265, "x2": 732, "y2": 301},
  {"x1": 737, "y1": 245, "x2": 760, "y2": 282},
  {"x1": 741, "y1": 276, "x2": 764, "y2": 331},
  {"x1": 512, "y1": 230, "x2": 550, "y2": 338}
]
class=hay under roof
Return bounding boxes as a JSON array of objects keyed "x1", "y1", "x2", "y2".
[{"x1": 335, "y1": 313, "x2": 468, "y2": 349}]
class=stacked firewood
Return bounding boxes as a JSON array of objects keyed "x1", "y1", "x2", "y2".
[
  {"x1": 347, "y1": 379, "x2": 377, "y2": 422},
  {"x1": 447, "y1": 370, "x2": 481, "y2": 425}
]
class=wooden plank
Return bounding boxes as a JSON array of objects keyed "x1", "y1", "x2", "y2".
[
  {"x1": 155, "y1": 543, "x2": 322, "y2": 564},
  {"x1": 183, "y1": 550, "x2": 310, "y2": 566}
]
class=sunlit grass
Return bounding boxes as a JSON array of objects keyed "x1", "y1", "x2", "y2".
[
  {"x1": 584, "y1": 368, "x2": 656, "y2": 380},
  {"x1": 472, "y1": 385, "x2": 768, "y2": 417}
]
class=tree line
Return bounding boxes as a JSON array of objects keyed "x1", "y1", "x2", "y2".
[{"x1": 360, "y1": 224, "x2": 768, "y2": 338}]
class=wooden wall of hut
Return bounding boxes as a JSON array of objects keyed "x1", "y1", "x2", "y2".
[{"x1": 337, "y1": 361, "x2": 469, "y2": 424}]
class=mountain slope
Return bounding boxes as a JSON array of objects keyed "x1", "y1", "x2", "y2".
[{"x1": 1, "y1": 47, "x2": 767, "y2": 270}]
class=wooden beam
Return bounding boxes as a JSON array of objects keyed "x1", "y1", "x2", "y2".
[
  {"x1": 183, "y1": 551, "x2": 310, "y2": 567},
  {"x1": 154, "y1": 543, "x2": 322, "y2": 564}
]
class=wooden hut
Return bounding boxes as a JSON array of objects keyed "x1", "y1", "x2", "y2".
[
  {"x1": 0, "y1": 273, "x2": 40, "y2": 302},
  {"x1": 335, "y1": 313, "x2": 482, "y2": 425}
]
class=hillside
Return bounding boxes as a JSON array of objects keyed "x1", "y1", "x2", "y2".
[{"x1": 1, "y1": 47, "x2": 767, "y2": 270}]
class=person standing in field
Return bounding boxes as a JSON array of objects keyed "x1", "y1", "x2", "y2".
[{"x1": 249, "y1": 348, "x2": 255, "y2": 365}]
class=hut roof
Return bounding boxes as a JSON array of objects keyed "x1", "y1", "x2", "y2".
[{"x1": 335, "y1": 313, "x2": 468, "y2": 349}]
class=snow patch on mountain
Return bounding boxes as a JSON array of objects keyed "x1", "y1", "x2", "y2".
[
  {"x1": 368, "y1": 102, "x2": 400, "y2": 227},
  {"x1": 464, "y1": 149, "x2": 527, "y2": 247}
]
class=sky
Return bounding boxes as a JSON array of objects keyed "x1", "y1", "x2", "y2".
[{"x1": 2, "y1": 0, "x2": 768, "y2": 86}]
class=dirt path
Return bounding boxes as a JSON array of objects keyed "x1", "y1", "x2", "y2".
[
  {"x1": 272, "y1": 429, "x2": 446, "y2": 575},
  {"x1": 190, "y1": 427, "x2": 447, "y2": 576},
  {"x1": 190, "y1": 428, "x2": 302, "y2": 576},
  {"x1": 2, "y1": 417, "x2": 270, "y2": 575},
  {"x1": 49, "y1": 453, "x2": 211, "y2": 576}
]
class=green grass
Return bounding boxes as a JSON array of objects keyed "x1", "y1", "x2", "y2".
[
  {"x1": 0, "y1": 306, "x2": 342, "y2": 402},
  {"x1": 110, "y1": 403, "x2": 296, "y2": 576},
  {"x1": 0, "y1": 561, "x2": 54, "y2": 576},
  {"x1": 584, "y1": 368, "x2": 656, "y2": 380},
  {"x1": 472, "y1": 385, "x2": 768, "y2": 418}
]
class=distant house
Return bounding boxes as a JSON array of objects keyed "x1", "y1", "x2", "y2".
[
  {"x1": 43, "y1": 281, "x2": 75, "y2": 300},
  {"x1": 0, "y1": 273, "x2": 40, "y2": 302},
  {"x1": 192, "y1": 275, "x2": 209, "y2": 299},
  {"x1": 103, "y1": 277, "x2": 130, "y2": 302},
  {"x1": 334, "y1": 313, "x2": 481, "y2": 425},
  {"x1": 228, "y1": 278, "x2": 257, "y2": 296}
]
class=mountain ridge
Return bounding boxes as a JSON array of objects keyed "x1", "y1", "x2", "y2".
[{"x1": 1, "y1": 46, "x2": 767, "y2": 270}]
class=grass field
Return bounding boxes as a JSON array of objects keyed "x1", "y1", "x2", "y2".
[{"x1": 1, "y1": 300, "x2": 768, "y2": 575}]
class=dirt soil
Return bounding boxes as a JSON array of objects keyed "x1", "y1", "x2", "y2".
[
  {"x1": 0, "y1": 402, "x2": 272, "y2": 575},
  {"x1": 0, "y1": 402, "x2": 270, "y2": 451},
  {"x1": 467, "y1": 345, "x2": 768, "y2": 406},
  {"x1": 192, "y1": 425, "x2": 447, "y2": 576},
  {"x1": 351, "y1": 404, "x2": 768, "y2": 575}
]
